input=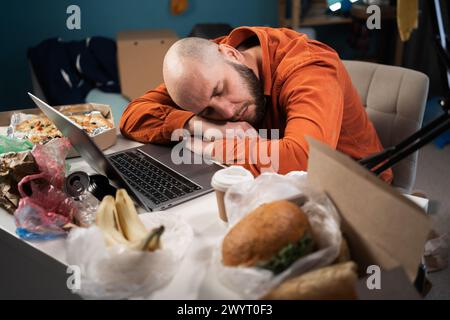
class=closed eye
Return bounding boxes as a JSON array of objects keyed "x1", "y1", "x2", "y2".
[{"x1": 212, "y1": 81, "x2": 224, "y2": 98}]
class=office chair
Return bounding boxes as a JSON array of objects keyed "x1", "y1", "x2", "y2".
[{"x1": 343, "y1": 60, "x2": 430, "y2": 192}]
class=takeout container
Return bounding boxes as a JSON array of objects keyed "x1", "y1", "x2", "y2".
[
  {"x1": 302, "y1": 137, "x2": 431, "y2": 299},
  {"x1": 0, "y1": 103, "x2": 117, "y2": 158},
  {"x1": 211, "y1": 166, "x2": 255, "y2": 222},
  {"x1": 215, "y1": 137, "x2": 431, "y2": 299}
]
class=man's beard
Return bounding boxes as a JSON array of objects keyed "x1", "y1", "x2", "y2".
[{"x1": 227, "y1": 61, "x2": 266, "y2": 126}]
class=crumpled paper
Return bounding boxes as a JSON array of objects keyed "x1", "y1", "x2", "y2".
[
  {"x1": 0, "y1": 151, "x2": 39, "y2": 214},
  {"x1": 424, "y1": 232, "x2": 449, "y2": 273},
  {"x1": 213, "y1": 171, "x2": 342, "y2": 299}
]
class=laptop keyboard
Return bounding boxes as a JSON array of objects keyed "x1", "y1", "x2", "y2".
[{"x1": 109, "y1": 151, "x2": 201, "y2": 206}]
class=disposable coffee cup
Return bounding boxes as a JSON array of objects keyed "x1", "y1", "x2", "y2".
[{"x1": 211, "y1": 166, "x2": 254, "y2": 222}]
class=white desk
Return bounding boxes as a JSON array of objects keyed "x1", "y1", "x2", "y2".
[
  {"x1": 0, "y1": 131, "x2": 240, "y2": 299},
  {"x1": 0, "y1": 131, "x2": 429, "y2": 299}
]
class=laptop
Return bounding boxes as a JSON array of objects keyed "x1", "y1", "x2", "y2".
[{"x1": 28, "y1": 93, "x2": 222, "y2": 212}]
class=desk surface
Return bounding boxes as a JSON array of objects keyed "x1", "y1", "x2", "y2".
[
  {"x1": 0, "y1": 130, "x2": 240, "y2": 299},
  {"x1": 0, "y1": 130, "x2": 429, "y2": 299}
]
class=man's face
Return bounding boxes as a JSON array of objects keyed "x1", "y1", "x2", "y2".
[{"x1": 177, "y1": 60, "x2": 266, "y2": 126}]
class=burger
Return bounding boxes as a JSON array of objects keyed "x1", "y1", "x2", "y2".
[{"x1": 222, "y1": 200, "x2": 315, "y2": 274}]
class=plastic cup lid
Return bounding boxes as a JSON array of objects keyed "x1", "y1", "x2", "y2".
[{"x1": 211, "y1": 166, "x2": 254, "y2": 192}]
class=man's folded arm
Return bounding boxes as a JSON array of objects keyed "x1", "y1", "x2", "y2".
[
  {"x1": 120, "y1": 83, "x2": 195, "y2": 144},
  {"x1": 211, "y1": 63, "x2": 344, "y2": 176}
]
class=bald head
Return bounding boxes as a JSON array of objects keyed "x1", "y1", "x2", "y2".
[
  {"x1": 162, "y1": 37, "x2": 266, "y2": 125},
  {"x1": 163, "y1": 37, "x2": 223, "y2": 108}
]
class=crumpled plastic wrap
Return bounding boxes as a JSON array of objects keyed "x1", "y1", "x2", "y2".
[
  {"x1": 13, "y1": 138, "x2": 76, "y2": 239},
  {"x1": 212, "y1": 171, "x2": 342, "y2": 299},
  {"x1": 72, "y1": 190, "x2": 100, "y2": 227},
  {"x1": 65, "y1": 212, "x2": 194, "y2": 299},
  {"x1": 7, "y1": 113, "x2": 37, "y2": 140},
  {"x1": 0, "y1": 135, "x2": 33, "y2": 154},
  {"x1": 14, "y1": 173, "x2": 77, "y2": 240},
  {"x1": 31, "y1": 137, "x2": 72, "y2": 189}
]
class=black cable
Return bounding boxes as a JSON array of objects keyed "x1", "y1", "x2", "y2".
[{"x1": 359, "y1": 0, "x2": 450, "y2": 175}]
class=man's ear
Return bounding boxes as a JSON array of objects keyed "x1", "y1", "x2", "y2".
[{"x1": 218, "y1": 44, "x2": 244, "y2": 63}]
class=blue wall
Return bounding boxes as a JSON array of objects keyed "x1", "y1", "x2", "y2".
[{"x1": 0, "y1": 0, "x2": 278, "y2": 110}]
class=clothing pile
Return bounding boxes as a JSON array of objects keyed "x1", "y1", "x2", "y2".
[{"x1": 28, "y1": 37, "x2": 121, "y2": 105}]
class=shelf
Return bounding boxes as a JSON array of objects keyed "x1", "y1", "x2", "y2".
[{"x1": 279, "y1": 0, "x2": 352, "y2": 29}]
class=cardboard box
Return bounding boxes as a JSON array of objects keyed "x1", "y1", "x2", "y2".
[
  {"x1": 117, "y1": 29, "x2": 179, "y2": 100},
  {"x1": 0, "y1": 103, "x2": 117, "y2": 158},
  {"x1": 305, "y1": 137, "x2": 431, "y2": 298}
]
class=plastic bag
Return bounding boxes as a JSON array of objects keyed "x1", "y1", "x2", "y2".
[
  {"x1": 65, "y1": 212, "x2": 194, "y2": 299},
  {"x1": 0, "y1": 135, "x2": 33, "y2": 154},
  {"x1": 13, "y1": 138, "x2": 76, "y2": 239},
  {"x1": 14, "y1": 173, "x2": 76, "y2": 239},
  {"x1": 72, "y1": 190, "x2": 100, "y2": 227},
  {"x1": 213, "y1": 171, "x2": 342, "y2": 299},
  {"x1": 31, "y1": 137, "x2": 72, "y2": 189}
]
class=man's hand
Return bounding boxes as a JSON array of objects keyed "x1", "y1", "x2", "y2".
[
  {"x1": 185, "y1": 137, "x2": 214, "y2": 160},
  {"x1": 185, "y1": 116, "x2": 258, "y2": 141}
]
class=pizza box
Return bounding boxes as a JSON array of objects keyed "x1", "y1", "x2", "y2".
[
  {"x1": 304, "y1": 137, "x2": 431, "y2": 299},
  {"x1": 0, "y1": 103, "x2": 117, "y2": 158}
]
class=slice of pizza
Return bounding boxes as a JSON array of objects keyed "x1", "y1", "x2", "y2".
[
  {"x1": 14, "y1": 116, "x2": 63, "y2": 144},
  {"x1": 12, "y1": 111, "x2": 113, "y2": 145},
  {"x1": 68, "y1": 113, "x2": 113, "y2": 134}
]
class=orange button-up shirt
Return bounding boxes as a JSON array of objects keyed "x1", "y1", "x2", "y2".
[{"x1": 120, "y1": 27, "x2": 393, "y2": 183}]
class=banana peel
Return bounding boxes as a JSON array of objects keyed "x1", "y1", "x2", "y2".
[
  {"x1": 115, "y1": 189, "x2": 148, "y2": 242},
  {"x1": 139, "y1": 226, "x2": 165, "y2": 251},
  {"x1": 95, "y1": 195, "x2": 129, "y2": 246},
  {"x1": 95, "y1": 189, "x2": 165, "y2": 251}
]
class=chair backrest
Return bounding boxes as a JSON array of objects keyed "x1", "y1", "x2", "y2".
[{"x1": 343, "y1": 60, "x2": 429, "y2": 192}]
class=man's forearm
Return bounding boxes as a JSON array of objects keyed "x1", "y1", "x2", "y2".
[
  {"x1": 120, "y1": 83, "x2": 195, "y2": 143},
  {"x1": 184, "y1": 116, "x2": 258, "y2": 141}
]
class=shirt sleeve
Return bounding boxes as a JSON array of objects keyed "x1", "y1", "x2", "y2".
[
  {"x1": 211, "y1": 62, "x2": 344, "y2": 176},
  {"x1": 119, "y1": 83, "x2": 195, "y2": 144}
]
